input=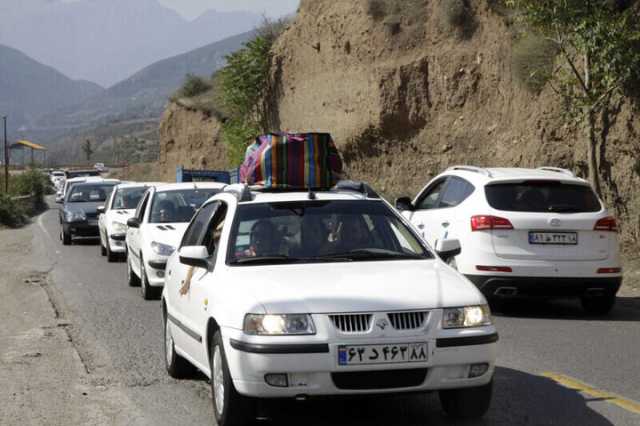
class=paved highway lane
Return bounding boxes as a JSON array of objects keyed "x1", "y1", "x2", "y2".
[{"x1": 29, "y1": 200, "x2": 640, "y2": 425}]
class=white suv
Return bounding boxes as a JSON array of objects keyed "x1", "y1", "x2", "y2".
[
  {"x1": 125, "y1": 182, "x2": 226, "y2": 300},
  {"x1": 162, "y1": 182, "x2": 498, "y2": 425},
  {"x1": 396, "y1": 166, "x2": 622, "y2": 314}
]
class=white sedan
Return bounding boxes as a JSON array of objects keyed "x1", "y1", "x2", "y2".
[
  {"x1": 98, "y1": 182, "x2": 159, "y2": 262},
  {"x1": 162, "y1": 182, "x2": 498, "y2": 426},
  {"x1": 125, "y1": 182, "x2": 226, "y2": 300}
]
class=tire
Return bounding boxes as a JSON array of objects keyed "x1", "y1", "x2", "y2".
[
  {"x1": 581, "y1": 294, "x2": 616, "y2": 315},
  {"x1": 62, "y1": 230, "x2": 72, "y2": 246},
  {"x1": 210, "y1": 331, "x2": 255, "y2": 426},
  {"x1": 100, "y1": 237, "x2": 107, "y2": 256},
  {"x1": 140, "y1": 260, "x2": 161, "y2": 300},
  {"x1": 127, "y1": 255, "x2": 140, "y2": 287},
  {"x1": 439, "y1": 380, "x2": 493, "y2": 419},
  {"x1": 163, "y1": 308, "x2": 192, "y2": 378},
  {"x1": 106, "y1": 242, "x2": 117, "y2": 263}
]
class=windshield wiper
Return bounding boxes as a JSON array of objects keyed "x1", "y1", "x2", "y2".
[
  {"x1": 320, "y1": 249, "x2": 428, "y2": 261},
  {"x1": 230, "y1": 255, "x2": 298, "y2": 265},
  {"x1": 548, "y1": 205, "x2": 581, "y2": 213}
]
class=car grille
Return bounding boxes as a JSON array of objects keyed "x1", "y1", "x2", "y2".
[
  {"x1": 332, "y1": 369, "x2": 428, "y2": 390},
  {"x1": 388, "y1": 311, "x2": 428, "y2": 330},
  {"x1": 330, "y1": 314, "x2": 373, "y2": 333}
]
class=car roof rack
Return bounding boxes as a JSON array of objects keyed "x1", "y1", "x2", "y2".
[
  {"x1": 332, "y1": 180, "x2": 380, "y2": 199},
  {"x1": 537, "y1": 167, "x2": 575, "y2": 177},
  {"x1": 223, "y1": 184, "x2": 253, "y2": 202},
  {"x1": 446, "y1": 165, "x2": 493, "y2": 177}
]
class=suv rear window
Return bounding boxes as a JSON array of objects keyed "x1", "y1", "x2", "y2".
[{"x1": 485, "y1": 181, "x2": 601, "y2": 213}]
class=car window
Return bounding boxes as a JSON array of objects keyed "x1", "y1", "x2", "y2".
[
  {"x1": 227, "y1": 200, "x2": 432, "y2": 265},
  {"x1": 67, "y1": 184, "x2": 115, "y2": 203},
  {"x1": 439, "y1": 177, "x2": 475, "y2": 208},
  {"x1": 415, "y1": 179, "x2": 446, "y2": 210},
  {"x1": 149, "y1": 189, "x2": 220, "y2": 224},
  {"x1": 135, "y1": 191, "x2": 150, "y2": 221},
  {"x1": 485, "y1": 180, "x2": 602, "y2": 213},
  {"x1": 202, "y1": 203, "x2": 228, "y2": 257},
  {"x1": 181, "y1": 202, "x2": 219, "y2": 248},
  {"x1": 112, "y1": 187, "x2": 147, "y2": 210}
]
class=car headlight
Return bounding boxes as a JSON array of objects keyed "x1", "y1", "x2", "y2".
[
  {"x1": 151, "y1": 241, "x2": 175, "y2": 256},
  {"x1": 244, "y1": 314, "x2": 316, "y2": 335},
  {"x1": 111, "y1": 221, "x2": 127, "y2": 233},
  {"x1": 442, "y1": 305, "x2": 492, "y2": 329},
  {"x1": 65, "y1": 210, "x2": 86, "y2": 222}
]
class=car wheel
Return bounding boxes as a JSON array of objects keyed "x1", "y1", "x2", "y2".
[
  {"x1": 581, "y1": 294, "x2": 616, "y2": 315},
  {"x1": 163, "y1": 308, "x2": 192, "y2": 378},
  {"x1": 62, "y1": 230, "x2": 72, "y2": 246},
  {"x1": 439, "y1": 380, "x2": 493, "y2": 419},
  {"x1": 140, "y1": 260, "x2": 160, "y2": 300},
  {"x1": 106, "y1": 242, "x2": 117, "y2": 263},
  {"x1": 127, "y1": 256, "x2": 140, "y2": 287},
  {"x1": 210, "y1": 331, "x2": 255, "y2": 426}
]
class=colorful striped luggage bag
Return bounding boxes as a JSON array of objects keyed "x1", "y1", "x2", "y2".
[{"x1": 240, "y1": 133, "x2": 343, "y2": 190}]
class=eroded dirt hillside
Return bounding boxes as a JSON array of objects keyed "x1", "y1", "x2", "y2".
[
  {"x1": 158, "y1": 102, "x2": 228, "y2": 182},
  {"x1": 266, "y1": 0, "x2": 640, "y2": 247}
]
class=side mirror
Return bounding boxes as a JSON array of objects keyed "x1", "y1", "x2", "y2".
[
  {"x1": 96, "y1": 206, "x2": 105, "y2": 214},
  {"x1": 179, "y1": 246, "x2": 209, "y2": 269},
  {"x1": 395, "y1": 196, "x2": 414, "y2": 212},
  {"x1": 436, "y1": 239, "x2": 461, "y2": 263},
  {"x1": 127, "y1": 217, "x2": 141, "y2": 228}
]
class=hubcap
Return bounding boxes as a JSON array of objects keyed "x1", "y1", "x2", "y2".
[
  {"x1": 164, "y1": 319, "x2": 173, "y2": 366},
  {"x1": 213, "y1": 345, "x2": 225, "y2": 415}
]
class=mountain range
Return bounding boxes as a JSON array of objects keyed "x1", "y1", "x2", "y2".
[
  {"x1": 0, "y1": 0, "x2": 261, "y2": 87},
  {"x1": 0, "y1": 44, "x2": 104, "y2": 133}
]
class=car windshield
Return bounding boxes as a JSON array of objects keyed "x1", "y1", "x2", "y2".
[
  {"x1": 228, "y1": 200, "x2": 432, "y2": 266},
  {"x1": 149, "y1": 188, "x2": 220, "y2": 223},
  {"x1": 485, "y1": 180, "x2": 602, "y2": 213},
  {"x1": 67, "y1": 184, "x2": 116, "y2": 203},
  {"x1": 112, "y1": 187, "x2": 147, "y2": 210}
]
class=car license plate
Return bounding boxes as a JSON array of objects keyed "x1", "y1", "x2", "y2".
[
  {"x1": 529, "y1": 231, "x2": 577, "y2": 245},
  {"x1": 338, "y1": 343, "x2": 428, "y2": 366}
]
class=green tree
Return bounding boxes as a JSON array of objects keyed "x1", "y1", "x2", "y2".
[
  {"x1": 507, "y1": 0, "x2": 640, "y2": 195},
  {"x1": 82, "y1": 139, "x2": 94, "y2": 162}
]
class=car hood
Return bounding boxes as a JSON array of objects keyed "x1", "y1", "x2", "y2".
[
  {"x1": 227, "y1": 260, "x2": 485, "y2": 314},
  {"x1": 63, "y1": 202, "x2": 102, "y2": 214},
  {"x1": 145, "y1": 222, "x2": 189, "y2": 248}
]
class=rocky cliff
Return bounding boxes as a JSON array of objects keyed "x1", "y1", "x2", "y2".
[{"x1": 158, "y1": 0, "x2": 639, "y2": 248}]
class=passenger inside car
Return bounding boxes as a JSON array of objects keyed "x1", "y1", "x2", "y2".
[{"x1": 245, "y1": 220, "x2": 277, "y2": 257}]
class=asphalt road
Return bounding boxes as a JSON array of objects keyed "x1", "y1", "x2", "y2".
[{"x1": 27, "y1": 199, "x2": 640, "y2": 425}]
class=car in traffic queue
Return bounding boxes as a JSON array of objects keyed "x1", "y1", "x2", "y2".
[
  {"x1": 56, "y1": 175, "x2": 103, "y2": 203},
  {"x1": 98, "y1": 182, "x2": 160, "y2": 262},
  {"x1": 162, "y1": 181, "x2": 498, "y2": 426},
  {"x1": 125, "y1": 182, "x2": 226, "y2": 300},
  {"x1": 59, "y1": 179, "x2": 120, "y2": 245},
  {"x1": 396, "y1": 166, "x2": 622, "y2": 314}
]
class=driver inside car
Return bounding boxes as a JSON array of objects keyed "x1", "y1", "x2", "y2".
[
  {"x1": 244, "y1": 220, "x2": 277, "y2": 257},
  {"x1": 335, "y1": 214, "x2": 371, "y2": 252}
]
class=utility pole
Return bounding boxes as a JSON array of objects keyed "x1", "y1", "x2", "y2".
[{"x1": 3, "y1": 116, "x2": 8, "y2": 194}]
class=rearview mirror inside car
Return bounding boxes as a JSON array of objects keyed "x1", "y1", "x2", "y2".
[
  {"x1": 179, "y1": 246, "x2": 209, "y2": 269},
  {"x1": 395, "y1": 197, "x2": 414, "y2": 211},
  {"x1": 127, "y1": 218, "x2": 140, "y2": 228},
  {"x1": 436, "y1": 239, "x2": 461, "y2": 263}
]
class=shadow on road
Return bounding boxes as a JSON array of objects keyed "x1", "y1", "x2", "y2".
[
  {"x1": 493, "y1": 297, "x2": 640, "y2": 322},
  {"x1": 253, "y1": 367, "x2": 613, "y2": 425}
]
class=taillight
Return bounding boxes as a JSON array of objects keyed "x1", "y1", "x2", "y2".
[
  {"x1": 597, "y1": 267, "x2": 621, "y2": 274},
  {"x1": 471, "y1": 215, "x2": 514, "y2": 231},
  {"x1": 594, "y1": 216, "x2": 618, "y2": 232}
]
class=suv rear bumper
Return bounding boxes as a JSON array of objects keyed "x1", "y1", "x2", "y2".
[{"x1": 465, "y1": 275, "x2": 622, "y2": 299}]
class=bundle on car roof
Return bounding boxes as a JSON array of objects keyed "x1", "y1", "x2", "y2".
[{"x1": 239, "y1": 132, "x2": 343, "y2": 190}]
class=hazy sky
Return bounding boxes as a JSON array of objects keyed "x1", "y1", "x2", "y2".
[{"x1": 59, "y1": 0, "x2": 300, "y2": 20}]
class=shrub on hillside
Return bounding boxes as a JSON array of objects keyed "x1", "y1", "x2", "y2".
[
  {"x1": 0, "y1": 194, "x2": 26, "y2": 228},
  {"x1": 175, "y1": 74, "x2": 212, "y2": 99},
  {"x1": 512, "y1": 33, "x2": 559, "y2": 93}
]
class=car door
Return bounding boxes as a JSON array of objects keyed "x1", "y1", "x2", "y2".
[
  {"x1": 409, "y1": 178, "x2": 448, "y2": 246},
  {"x1": 99, "y1": 187, "x2": 115, "y2": 247},
  {"x1": 127, "y1": 190, "x2": 151, "y2": 275},
  {"x1": 166, "y1": 201, "x2": 221, "y2": 363}
]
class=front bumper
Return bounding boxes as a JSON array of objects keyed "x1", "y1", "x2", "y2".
[
  {"x1": 466, "y1": 275, "x2": 623, "y2": 299},
  {"x1": 63, "y1": 221, "x2": 99, "y2": 237},
  {"x1": 222, "y1": 328, "x2": 498, "y2": 398},
  {"x1": 145, "y1": 258, "x2": 168, "y2": 287},
  {"x1": 108, "y1": 233, "x2": 127, "y2": 253}
]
